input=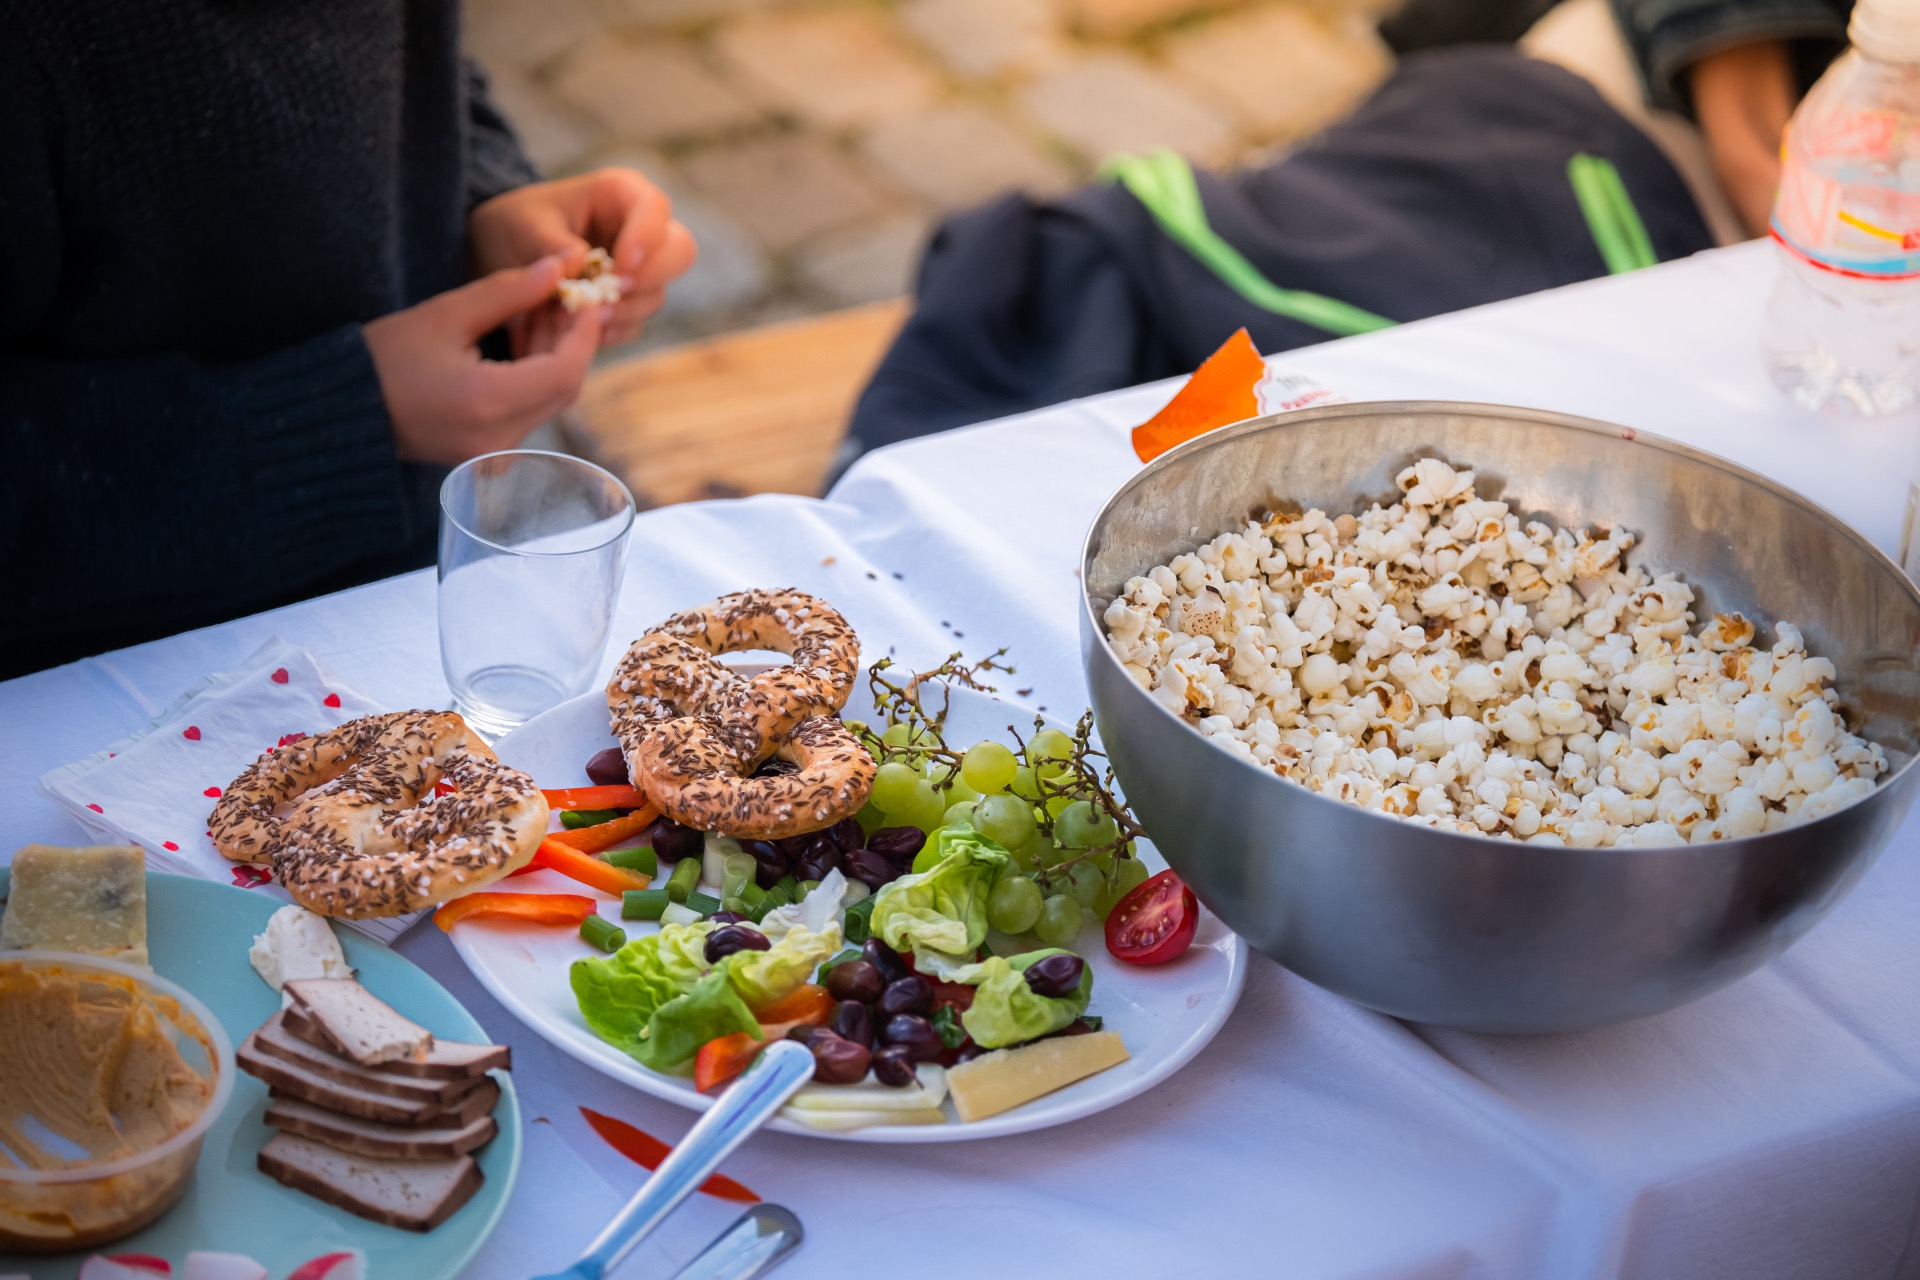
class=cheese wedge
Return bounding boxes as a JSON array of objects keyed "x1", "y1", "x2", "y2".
[
  {"x1": 946, "y1": 1031, "x2": 1129, "y2": 1123},
  {"x1": 1, "y1": 844, "x2": 149, "y2": 966}
]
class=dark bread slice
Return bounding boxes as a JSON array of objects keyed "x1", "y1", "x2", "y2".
[
  {"x1": 254, "y1": 1012, "x2": 478, "y2": 1104},
  {"x1": 284, "y1": 1004, "x2": 508, "y2": 1080},
  {"x1": 240, "y1": 1035, "x2": 498, "y2": 1127},
  {"x1": 265, "y1": 1097, "x2": 497, "y2": 1160},
  {"x1": 284, "y1": 977, "x2": 433, "y2": 1065},
  {"x1": 258, "y1": 1133, "x2": 481, "y2": 1232}
]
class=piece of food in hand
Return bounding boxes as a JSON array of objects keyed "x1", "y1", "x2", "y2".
[
  {"x1": 281, "y1": 1004, "x2": 508, "y2": 1080},
  {"x1": 556, "y1": 247, "x2": 623, "y2": 313},
  {"x1": 945, "y1": 1030, "x2": 1129, "y2": 1123},
  {"x1": 249, "y1": 904, "x2": 353, "y2": 992},
  {"x1": 283, "y1": 978, "x2": 433, "y2": 1066},
  {"x1": 206, "y1": 710, "x2": 547, "y2": 918},
  {"x1": 264, "y1": 1098, "x2": 497, "y2": 1161},
  {"x1": 256, "y1": 1133, "x2": 482, "y2": 1233},
  {"x1": 1, "y1": 843, "x2": 149, "y2": 965}
]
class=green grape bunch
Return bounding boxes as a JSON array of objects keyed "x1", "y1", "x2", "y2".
[{"x1": 847, "y1": 653, "x2": 1152, "y2": 939}]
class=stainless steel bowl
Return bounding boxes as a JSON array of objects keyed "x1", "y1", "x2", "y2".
[{"x1": 1081, "y1": 402, "x2": 1920, "y2": 1032}]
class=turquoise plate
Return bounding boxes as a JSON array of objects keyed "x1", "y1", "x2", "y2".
[{"x1": 0, "y1": 870, "x2": 519, "y2": 1279}]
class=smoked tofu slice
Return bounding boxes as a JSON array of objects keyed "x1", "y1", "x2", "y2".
[
  {"x1": 946, "y1": 1031, "x2": 1130, "y2": 1123},
  {"x1": 1, "y1": 844, "x2": 149, "y2": 965}
]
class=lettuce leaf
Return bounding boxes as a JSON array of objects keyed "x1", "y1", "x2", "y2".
[
  {"x1": 869, "y1": 827, "x2": 1009, "y2": 978},
  {"x1": 951, "y1": 949, "x2": 1092, "y2": 1049},
  {"x1": 632, "y1": 969, "x2": 763, "y2": 1074},
  {"x1": 569, "y1": 921, "x2": 717, "y2": 1055}
]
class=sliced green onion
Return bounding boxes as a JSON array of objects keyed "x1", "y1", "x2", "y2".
[
  {"x1": 661, "y1": 901, "x2": 704, "y2": 928},
  {"x1": 604, "y1": 845, "x2": 658, "y2": 876},
  {"x1": 773, "y1": 874, "x2": 799, "y2": 900},
  {"x1": 561, "y1": 808, "x2": 619, "y2": 830},
  {"x1": 840, "y1": 880, "x2": 871, "y2": 906},
  {"x1": 665, "y1": 857, "x2": 702, "y2": 903},
  {"x1": 843, "y1": 894, "x2": 877, "y2": 945},
  {"x1": 739, "y1": 881, "x2": 769, "y2": 912},
  {"x1": 580, "y1": 914, "x2": 626, "y2": 952},
  {"x1": 623, "y1": 888, "x2": 670, "y2": 920},
  {"x1": 684, "y1": 890, "x2": 723, "y2": 916},
  {"x1": 721, "y1": 852, "x2": 756, "y2": 899}
]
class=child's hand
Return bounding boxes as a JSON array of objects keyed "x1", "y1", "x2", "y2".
[
  {"x1": 469, "y1": 168, "x2": 698, "y2": 350},
  {"x1": 363, "y1": 255, "x2": 602, "y2": 465}
]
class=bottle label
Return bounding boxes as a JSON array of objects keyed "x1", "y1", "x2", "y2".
[{"x1": 1773, "y1": 111, "x2": 1920, "y2": 280}]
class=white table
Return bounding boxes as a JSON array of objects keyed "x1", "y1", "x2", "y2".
[{"x1": 9, "y1": 240, "x2": 1920, "y2": 1279}]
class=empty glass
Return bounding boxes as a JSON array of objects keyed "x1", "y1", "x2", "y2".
[{"x1": 439, "y1": 450, "x2": 634, "y2": 737}]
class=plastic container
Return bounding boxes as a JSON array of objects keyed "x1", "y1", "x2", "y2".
[
  {"x1": 1762, "y1": 0, "x2": 1920, "y2": 416},
  {"x1": 0, "y1": 952, "x2": 235, "y2": 1252}
]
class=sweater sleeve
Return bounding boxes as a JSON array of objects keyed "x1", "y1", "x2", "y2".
[
  {"x1": 1607, "y1": 0, "x2": 1851, "y2": 115},
  {"x1": 465, "y1": 57, "x2": 541, "y2": 210},
  {"x1": 0, "y1": 330, "x2": 421, "y2": 667}
]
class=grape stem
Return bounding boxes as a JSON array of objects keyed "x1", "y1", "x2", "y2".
[{"x1": 855, "y1": 653, "x2": 1149, "y2": 892}]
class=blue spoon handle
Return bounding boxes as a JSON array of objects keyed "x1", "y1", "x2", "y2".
[{"x1": 564, "y1": 1041, "x2": 815, "y2": 1280}]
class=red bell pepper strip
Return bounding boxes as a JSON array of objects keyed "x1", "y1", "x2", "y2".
[
  {"x1": 542, "y1": 785, "x2": 649, "y2": 812},
  {"x1": 548, "y1": 806, "x2": 661, "y2": 854},
  {"x1": 433, "y1": 891, "x2": 597, "y2": 931},
  {"x1": 752, "y1": 983, "x2": 833, "y2": 1027},
  {"x1": 534, "y1": 837, "x2": 653, "y2": 896},
  {"x1": 579, "y1": 1107, "x2": 760, "y2": 1203},
  {"x1": 694, "y1": 1030, "x2": 767, "y2": 1093}
]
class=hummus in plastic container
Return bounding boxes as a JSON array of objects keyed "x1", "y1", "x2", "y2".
[{"x1": 0, "y1": 952, "x2": 234, "y2": 1252}]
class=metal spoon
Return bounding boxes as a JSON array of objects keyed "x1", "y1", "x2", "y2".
[
  {"x1": 672, "y1": 1204, "x2": 804, "y2": 1280},
  {"x1": 534, "y1": 1041, "x2": 815, "y2": 1280}
]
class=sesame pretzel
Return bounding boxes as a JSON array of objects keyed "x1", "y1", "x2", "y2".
[
  {"x1": 607, "y1": 589, "x2": 875, "y2": 839},
  {"x1": 208, "y1": 710, "x2": 548, "y2": 917}
]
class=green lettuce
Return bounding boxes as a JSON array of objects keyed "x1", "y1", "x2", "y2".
[
  {"x1": 868, "y1": 827, "x2": 1009, "y2": 978},
  {"x1": 570, "y1": 921, "x2": 717, "y2": 1055},
  {"x1": 632, "y1": 969, "x2": 762, "y2": 1073},
  {"x1": 951, "y1": 949, "x2": 1092, "y2": 1049}
]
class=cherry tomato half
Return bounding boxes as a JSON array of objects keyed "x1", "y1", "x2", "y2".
[{"x1": 1104, "y1": 869, "x2": 1198, "y2": 965}]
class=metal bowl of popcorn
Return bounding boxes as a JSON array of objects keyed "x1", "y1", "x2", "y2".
[{"x1": 1080, "y1": 401, "x2": 1920, "y2": 1032}]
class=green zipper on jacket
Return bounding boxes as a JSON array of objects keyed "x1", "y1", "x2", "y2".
[{"x1": 1566, "y1": 152, "x2": 1658, "y2": 275}]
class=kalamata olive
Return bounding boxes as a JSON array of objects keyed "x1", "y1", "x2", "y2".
[
  {"x1": 953, "y1": 1044, "x2": 986, "y2": 1064},
  {"x1": 1023, "y1": 953, "x2": 1086, "y2": 998},
  {"x1": 842, "y1": 847, "x2": 898, "y2": 890},
  {"x1": 704, "y1": 924, "x2": 772, "y2": 963},
  {"x1": 794, "y1": 836, "x2": 842, "y2": 883},
  {"x1": 879, "y1": 975, "x2": 932, "y2": 1018},
  {"x1": 881, "y1": 1014, "x2": 942, "y2": 1062},
  {"x1": 744, "y1": 839, "x2": 790, "y2": 889},
  {"x1": 825, "y1": 959, "x2": 885, "y2": 1005},
  {"x1": 647, "y1": 817, "x2": 703, "y2": 863},
  {"x1": 787, "y1": 1023, "x2": 827, "y2": 1045},
  {"x1": 708, "y1": 911, "x2": 747, "y2": 926},
  {"x1": 871, "y1": 1044, "x2": 917, "y2": 1087},
  {"x1": 862, "y1": 937, "x2": 908, "y2": 984},
  {"x1": 867, "y1": 826, "x2": 926, "y2": 864},
  {"x1": 827, "y1": 817, "x2": 866, "y2": 851},
  {"x1": 832, "y1": 1000, "x2": 873, "y2": 1049},
  {"x1": 808, "y1": 1031, "x2": 872, "y2": 1084},
  {"x1": 774, "y1": 833, "x2": 811, "y2": 859},
  {"x1": 585, "y1": 746, "x2": 629, "y2": 786}
]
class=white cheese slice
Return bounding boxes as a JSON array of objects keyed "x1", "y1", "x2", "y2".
[
  {"x1": 250, "y1": 904, "x2": 354, "y2": 993},
  {"x1": 780, "y1": 1106, "x2": 947, "y2": 1132},
  {"x1": 946, "y1": 1031, "x2": 1130, "y2": 1123},
  {"x1": 785, "y1": 1064, "x2": 947, "y2": 1113}
]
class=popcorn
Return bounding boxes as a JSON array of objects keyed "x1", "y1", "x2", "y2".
[{"x1": 1103, "y1": 458, "x2": 1887, "y2": 847}]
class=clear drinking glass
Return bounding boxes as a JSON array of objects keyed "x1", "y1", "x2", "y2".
[{"x1": 438, "y1": 450, "x2": 634, "y2": 737}]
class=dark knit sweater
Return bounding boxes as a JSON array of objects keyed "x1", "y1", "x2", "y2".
[{"x1": 0, "y1": 1, "x2": 538, "y2": 678}]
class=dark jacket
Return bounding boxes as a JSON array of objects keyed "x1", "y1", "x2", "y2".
[{"x1": 0, "y1": 1, "x2": 537, "y2": 677}]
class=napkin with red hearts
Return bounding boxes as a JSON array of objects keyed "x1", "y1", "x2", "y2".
[{"x1": 35, "y1": 639, "x2": 417, "y2": 943}]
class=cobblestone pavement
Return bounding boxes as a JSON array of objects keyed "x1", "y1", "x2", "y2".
[{"x1": 467, "y1": 0, "x2": 1395, "y2": 353}]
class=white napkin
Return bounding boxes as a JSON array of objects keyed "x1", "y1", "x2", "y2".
[{"x1": 36, "y1": 639, "x2": 418, "y2": 944}]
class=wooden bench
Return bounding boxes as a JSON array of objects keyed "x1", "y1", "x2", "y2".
[{"x1": 561, "y1": 297, "x2": 911, "y2": 509}]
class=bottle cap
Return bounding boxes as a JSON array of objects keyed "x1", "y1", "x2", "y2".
[{"x1": 1851, "y1": 0, "x2": 1920, "y2": 63}]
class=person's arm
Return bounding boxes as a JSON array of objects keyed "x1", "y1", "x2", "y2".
[
  {"x1": 1608, "y1": 0, "x2": 1849, "y2": 115},
  {"x1": 464, "y1": 58, "x2": 541, "y2": 213},
  {"x1": 1692, "y1": 39, "x2": 1799, "y2": 236}
]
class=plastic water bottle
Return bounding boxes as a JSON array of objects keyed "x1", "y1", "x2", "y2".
[{"x1": 1762, "y1": 0, "x2": 1920, "y2": 416}]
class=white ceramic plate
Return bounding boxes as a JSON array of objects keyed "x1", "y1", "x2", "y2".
[{"x1": 450, "y1": 680, "x2": 1247, "y2": 1143}]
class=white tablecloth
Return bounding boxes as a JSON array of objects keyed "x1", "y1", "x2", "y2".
[{"x1": 7, "y1": 240, "x2": 1920, "y2": 1279}]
